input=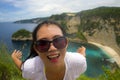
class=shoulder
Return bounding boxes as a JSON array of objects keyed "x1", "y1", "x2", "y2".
[
  {"x1": 65, "y1": 52, "x2": 86, "y2": 62},
  {"x1": 65, "y1": 52, "x2": 87, "y2": 76},
  {"x1": 22, "y1": 56, "x2": 42, "y2": 70},
  {"x1": 21, "y1": 56, "x2": 44, "y2": 79}
]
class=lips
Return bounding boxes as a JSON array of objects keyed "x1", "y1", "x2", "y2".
[{"x1": 47, "y1": 53, "x2": 60, "y2": 62}]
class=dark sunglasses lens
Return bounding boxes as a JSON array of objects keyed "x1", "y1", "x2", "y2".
[
  {"x1": 36, "y1": 40, "x2": 49, "y2": 52},
  {"x1": 53, "y1": 37, "x2": 67, "y2": 49}
]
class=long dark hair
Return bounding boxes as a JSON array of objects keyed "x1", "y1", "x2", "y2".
[{"x1": 25, "y1": 20, "x2": 66, "y2": 60}]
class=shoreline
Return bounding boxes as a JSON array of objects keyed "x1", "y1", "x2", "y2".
[{"x1": 89, "y1": 41, "x2": 120, "y2": 68}]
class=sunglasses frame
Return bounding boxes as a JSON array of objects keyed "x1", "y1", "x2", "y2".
[{"x1": 35, "y1": 36, "x2": 67, "y2": 52}]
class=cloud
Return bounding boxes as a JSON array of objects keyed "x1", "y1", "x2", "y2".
[{"x1": 0, "y1": 0, "x2": 120, "y2": 22}]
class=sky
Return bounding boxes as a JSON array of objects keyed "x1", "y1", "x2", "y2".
[{"x1": 0, "y1": 0, "x2": 120, "y2": 22}]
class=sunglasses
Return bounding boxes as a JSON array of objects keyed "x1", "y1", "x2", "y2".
[{"x1": 35, "y1": 37, "x2": 67, "y2": 52}]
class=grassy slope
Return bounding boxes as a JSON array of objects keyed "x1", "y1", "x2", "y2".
[
  {"x1": 0, "y1": 42, "x2": 120, "y2": 80},
  {"x1": 0, "y1": 42, "x2": 25, "y2": 80}
]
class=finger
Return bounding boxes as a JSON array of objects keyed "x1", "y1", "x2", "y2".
[
  {"x1": 18, "y1": 55, "x2": 22, "y2": 59},
  {"x1": 18, "y1": 52, "x2": 22, "y2": 57},
  {"x1": 16, "y1": 50, "x2": 21, "y2": 53},
  {"x1": 11, "y1": 49, "x2": 17, "y2": 57},
  {"x1": 16, "y1": 50, "x2": 22, "y2": 54},
  {"x1": 80, "y1": 46, "x2": 86, "y2": 50},
  {"x1": 11, "y1": 49, "x2": 18, "y2": 58},
  {"x1": 16, "y1": 50, "x2": 22, "y2": 59},
  {"x1": 77, "y1": 46, "x2": 86, "y2": 56},
  {"x1": 12, "y1": 49, "x2": 17, "y2": 54}
]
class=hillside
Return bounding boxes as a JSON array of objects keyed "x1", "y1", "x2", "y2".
[
  {"x1": 12, "y1": 29, "x2": 32, "y2": 41},
  {"x1": 14, "y1": 6, "x2": 120, "y2": 55},
  {"x1": 14, "y1": 17, "x2": 49, "y2": 23}
]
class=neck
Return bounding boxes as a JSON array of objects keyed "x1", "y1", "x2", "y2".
[
  {"x1": 44, "y1": 62, "x2": 66, "y2": 80},
  {"x1": 45, "y1": 62, "x2": 65, "y2": 73}
]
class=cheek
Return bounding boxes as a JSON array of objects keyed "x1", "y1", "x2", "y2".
[
  {"x1": 60, "y1": 48, "x2": 67, "y2": 57},
  {"x1": 38, "y1": 52, "x2": 49, "y2": 63}
]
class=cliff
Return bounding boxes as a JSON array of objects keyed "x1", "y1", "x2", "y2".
[
  {"x1": 78, "y1": 7, "x2": 120, "y2": 55},
  {"x1": 14, "y1": 6, "x2": 120, "y2": 55},
  {"x1": 12, "y1": 29, "x2": 32, "y2": 41}
]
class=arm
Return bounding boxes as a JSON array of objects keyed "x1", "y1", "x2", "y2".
[
  {"x1": 11, "y1": 50, "x2": 22, "y2": 70},
  {"x1": 77, "y1": 46, "x2": 86, "y2": 57}
]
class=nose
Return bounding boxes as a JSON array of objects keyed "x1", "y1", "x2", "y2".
[{"x1": 48, "y1": 43, "x2": 57, "y2": 51}]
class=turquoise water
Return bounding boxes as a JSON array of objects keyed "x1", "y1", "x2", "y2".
[
  {"x1": 68, "y1": 42, "x2": 110, "y2": 77},
  {"x1": 11, "y1": 41, "x2": 110, "y2": 77},
  {"x1": 0, "y1": 22, "x2": 110, "y2": 77}
]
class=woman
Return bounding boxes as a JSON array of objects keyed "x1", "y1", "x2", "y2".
[{"x1": 11, "y1": 20, "x2": 87, "y2": 80}]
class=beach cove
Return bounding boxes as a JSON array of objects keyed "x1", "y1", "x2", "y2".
[
  {"x1": 89, "y1": 42, "x2": 120, "y2": 68},
  {"x1": 0, "y1": 22, "x2": 116, "y2": 77}
]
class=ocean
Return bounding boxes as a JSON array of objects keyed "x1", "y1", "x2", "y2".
[{"x1": 0, "y1": 22, "x2": 110, "y2": 77}]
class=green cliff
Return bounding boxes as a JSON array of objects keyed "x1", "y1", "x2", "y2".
[
  {"x1": 12, "y1": 29, "x2": 32, "y2": 41},
  {"x1": 14, "y1": 6, "x2": 120, "y2": 55}
]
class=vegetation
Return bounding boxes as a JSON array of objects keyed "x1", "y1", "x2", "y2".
[
  {"x1": 50, "y1": 13, "x2": 72, "y2": 21},
  {"x1": 3, "y1": 6, "x2": 120, "y2": 79},
  {"x1": 13, "y1": 7, "x2": 120, "y2": 46},
  {"x1": 12, "y1": 29, "x2": 31, "y2": 38},
  {"x1": 114, "y1": 27, "x2": 120, "y2": 46},
  {"x1": 79, "y1": 7, "x2": 120, "y2": 47},
  {"x1": 50, "y1": 14, "x2": 66, "y2": 20},
  {"x1": 60, "y1": 21, "x2": 68, "y2": 34},
  {"x1": 80, "y1": 6, "x2": 120, "y2": 19},
  {"x1": 76, "y1": 32, "x2": 87, "y2": 41},
  {"x1": 77, "y1": 67, "x2": 120, "y2": 80},
  {"x1": 116, "y1": 36, "x2": 120, "y2": 46},
  {"x1": 0, "y1": 42, "x2": 25, "y2": 80},
  {"x1": 0, "y1": 42, "x2": 120, "y2": 80},
  {"x1": 14, "y1": 17, "x2": 49, "y2": 23},
  {"x1": 79, "y1": 7, "x2": 120, "y2": 31}
]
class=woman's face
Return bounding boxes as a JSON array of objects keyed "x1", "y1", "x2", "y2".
[{"x1": 34, "y1": 24, "x2": 68, "y2": 67}]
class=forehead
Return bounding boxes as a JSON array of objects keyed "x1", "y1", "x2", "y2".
[{"x1": 36, "y1": 24, "x2": 63, "y2": 39}]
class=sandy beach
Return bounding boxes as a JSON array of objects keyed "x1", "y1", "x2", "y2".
[{"x1": 89, "y1": 42, "x2": 120, "y2": 67}]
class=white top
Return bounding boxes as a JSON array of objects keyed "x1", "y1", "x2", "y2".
[{"x1": 21, "y1": 52, "x2": 87, "y2": 80}]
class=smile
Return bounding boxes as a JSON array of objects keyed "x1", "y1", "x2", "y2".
[
  {"x1": 47, "y1": 53, "x2": 60, "y2": 62},
  {"x1": 47, "y1": 54, "x2": 60, "y2": 60}
]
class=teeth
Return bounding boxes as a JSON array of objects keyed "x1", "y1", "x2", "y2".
[
  {"x1": 49, "y1": 54, "x2": 58, "y2": 58},
  {"x1": 47, "y1": 54, "x2": 60, "y2": 59}
]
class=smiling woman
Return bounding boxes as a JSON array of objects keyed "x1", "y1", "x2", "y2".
[{"x1": 11, "y1": 20, "x2": 87, "y2": 80}]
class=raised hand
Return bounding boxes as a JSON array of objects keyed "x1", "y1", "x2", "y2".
[
  {"x1": 11, "y1": 50, "x2": 22, "y2": 70},
  {"x1": 11, "y1": 50, "x2": 22, "y2": 60},
  {"x1": 77, "y1": 46, "x2": 86, "y2": 57}
]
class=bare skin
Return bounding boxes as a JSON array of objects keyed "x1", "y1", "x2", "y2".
[
  {"x1": 77, "y1": 46, "x2": 86, "y2": 57},
  {"x1": 11, "y1": 22, "x2": 86, "y2": 80},
  {"x1": 11, "y1": 23, "x2": 86, "y2": 80},
  {"x1": 11, "y1": 46, "x2": 86, "y2": 70},
  {"x1": 11, "y1": 50, "x2": 22, "y2": 70}
]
